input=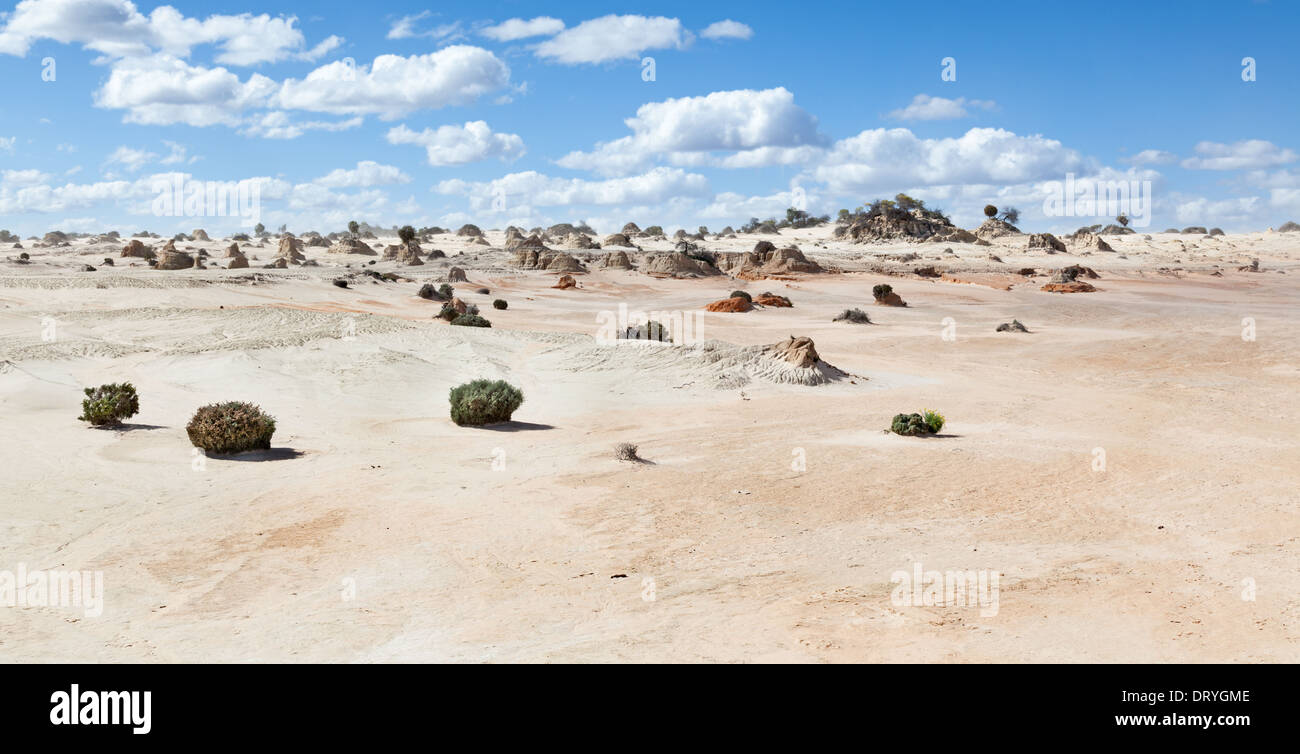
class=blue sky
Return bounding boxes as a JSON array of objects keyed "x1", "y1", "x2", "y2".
[{"x1": 1, "y1": 0, "x2": 1298, "y2": 236}]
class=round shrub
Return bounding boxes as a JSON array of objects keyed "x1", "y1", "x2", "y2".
[
  {"x1": 186, "y1": 402, "x2": 276, "y2": 454},
  {"x1": 492, "y1": 299, "x2": 507, "y2": 310},
  {"x1": 729, "y1": 290, "x2": 752, "y2": 303},
  {"x1": 398, "y1": 225, "x2": 416, "y2": 244},
  {"x1": 79, "y1": 382, "x2": 139, "y2": 426},
  {"x1": 437, "y1": 303, "x2": 461, "y2": 321},
  {"x1": 983, "y1": 204, "x2": 998, "y2": 218},
  {"x1": 872, "y1": 283, "x2": 893, "y2": 299},
  {"x1": 451, "y1": 313, "x2": 492, "y2": 327},
  {"x1": 449, "y1": 379, "x2": 523, "y2": 426}
]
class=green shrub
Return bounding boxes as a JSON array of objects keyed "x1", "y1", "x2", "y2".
[
  {"x1": 492, "y1": 299, "x2": 508, "y2": 310},
  {"x1": 451, "y1": 313, "x2": 491, "y2": 327},
  {"x1": 872, "y1": 283, "x2": 893, "y2": 299},
  {"x1": 729, "y1": 290, "x2": 752, "y2": 302},
  {"x1": 922, "y1": 409, "x2": 945, "y2": 433},
  {"x1": 398, "y1": 225, "x2": 416, "y2": 243},
  {"x1": 78, "y1": 382, "x2": 139, "y2": 426},
  {"x1": 449, "y1": 379, "x2": 523, "y2": 426},
  {"x1": 437, "y1": 303, "x2": 461, "y2": 321},
  {"x1": 186, "y1": 402, "x2": 276, "y2": 454},
  {"x1": 890, "y1": 410, "x2": 945, "y2": 436}
]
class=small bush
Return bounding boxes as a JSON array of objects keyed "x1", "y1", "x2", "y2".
[
  {"x1": 449, "y1": 379, "x2": 523, "y2": 426},
  {"x1": 872, "y1": 283, "x2": 893, "y2": 299},
  {"x1": 614, "y1": 442, "x2": 642, "y2": 461},
  {"x1": 398, "y1": 225, "x2": 416, "y2": 244},
  {"x1": 921, "y1": 409, "x2": 945, "y2": 433},
  {"x1": 983, "y1": 204, "x2": 998, "y2": 218},
  {"x1": 439, "y1": 283, "x2": 454, "y2": 299},
  {"x1": 833, "y1": 308, "x2": 871, "y2": 324},
  {"x1": 78, "y1": 383, "x2": 140, "y2": 426},
  {"x1": 186, "y1": 401, "x2": 276, "y2": 454},
  {"x1": 889, "y1": 410, "x2": 945, "y2": 436},
  {"x1": 451, "y1": 313, "x2": 491, "y2": 327},
  {"x1": 729, "y1": 290, "x2": 752, "y2": 302},
  {"x1": 437, "y1": 303, "x2": 461, "y2": 321},
  {"x1": 493, "y1": 299, "x2": 508, "y2": 310},
  {"x1": 475, "y1": 287, "x2": 490, "y2": 294}
]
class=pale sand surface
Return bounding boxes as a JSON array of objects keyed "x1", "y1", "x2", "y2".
[{"x1": 1, "y1": 226, "x2": 1298, "y2": 662}]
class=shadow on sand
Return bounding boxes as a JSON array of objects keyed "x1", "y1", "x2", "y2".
[
  {"x1": 98, "y1": 423, "x2": 167, "y2": 432},
  {"x1": 475, "y1": 421, "x2": 555, "y2": 432},
  {"x1": 212, "y1": 447, "x2": 305, "y2": 462}
]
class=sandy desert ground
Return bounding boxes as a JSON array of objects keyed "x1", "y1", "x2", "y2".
[{"x1": 1, "y1": 225, "x2": 1298, "y2": 662}]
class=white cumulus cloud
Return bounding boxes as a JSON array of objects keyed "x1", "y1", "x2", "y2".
[{"x1": 386, "y1": 122, "x2": 525, "y2": 166}]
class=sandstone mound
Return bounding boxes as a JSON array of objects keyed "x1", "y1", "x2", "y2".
[
  {"x1": 191, "y1": 229, "x2": 210, "y2": 241},
  {"x1": 1027, "y1": 233, "x2": 1066, "y2": 253},
  {"x1": 276, "y1": 235, "x2": 306, "y2": 264},
  {"x1": 837, "y1": 208, "x2": 959, "y2": 243},
  {"x1": 228, "y1": 249, "x2": 249, "y2": 269},
  {"x1": 599, "y1": 251, "x2": 634, "y2": 270},
  {"x1": 156, "y1": 246, "x2": 193, "y2": 270},
  {"x1": 383, "y1": 240, "x2": 423, "y2": 265},
  {"x1": 706, "y1": 296, "x2": 753, "y2": 312},
  {"x1": 603, "y1": 233, "x2": 634, "y2": 247},
  {"x1": 121, "y1": 239, "x2": 154, "y2": 259},
  {"x1": 328, "y1": 238, "x2": 376, "y2": 255},
  {"x1": 872, "y1": 284, "x2": 907, "y2": 307},
  {"x1": 565, "y1": 335, "x2": 852, "y2": 388},
  {"x1": 1041, "y1": 265, "x2": 1098, "y2": 293},
  {"x1": 716, "y1": 245, "x2": 822, "y2": 279},
  {"x1": 514, "y1": 247, "x2": 587, "y2": 273},
  {"x1": 1070, "y1": 231, "x2": 1113, "y2": 252},
  {"x1": 564, "y1": 232, "x2": 598, "y2": 249},
  {"x1": 224, "y1": 242, "x2": 242, "y2": 258},
  {"x1": 975, "y1": 218, "x2": 1022, "y2": 239},
  {"x1": 457, "y1": 224, "x2": 483, "y2": 237},
  {"x1": 753, "y1": 293, "x2": 793, "y2": 307},
  {"x1": 621, "y1": 222, "x2": 642, "y2": 236},
  {"x1": 643, "y1": 251, "x2": 721, "y2": 278},
  {"x1": 553, "y1": 275, "x2": 578, "y2": 289}
]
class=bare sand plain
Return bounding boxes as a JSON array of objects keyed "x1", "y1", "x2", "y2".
[{"x1": 1, "y1": 225, "x2": 1297, "y2": 662}]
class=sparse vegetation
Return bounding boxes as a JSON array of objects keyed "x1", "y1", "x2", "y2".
[
  {"x1": 492, "y1": 299, "x2": 508, "y2": 310},
  {"x1": 186, "y1": 401, "x2": 276, "y2": 454},
  {"x1": 78, "y1": 383, "x2": 140, "y2": 426},
  {"x1": 614, "y1": 442, "x2": 643, "y2": 462},
  {"x1": 984, "y1": 204, "x2": 998, "y2": 218},
  {"x1": 448, "y1": 379, "x2": 523, "y2": 426},
  {"x1": 833, "y1": 308, "x2": 872, "y2": 324},
  {"x1": 398, "y1": 225, "x2": 416, "y2": 244},
  {"x1": 729, "y1": 290, "x2": 752, "y2": 302},
  {"x1": 451, "y1": 313, "x2": 491, "y2": 327},
  {"x1": 872, "y1": 283, "x2": 893, "y2": 299},
  {"x1": 890, "y1": 409, "x2": 945, "y2": 437},
  {"x1": 437, "y1": 303, "x2": 461, "y2": 321}
]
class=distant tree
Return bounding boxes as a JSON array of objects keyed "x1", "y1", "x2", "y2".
[
  {"x1": 894, "y1": 193, "x2": 923, "y2": 211},
  {"x1": 837, "y1": 208, "x2": 851, "y2": 223},
  {"x1": 398, "y1": 225, "x2": 416, "y2": 244},
  {"x1": 999, "y1": 207, "x2": 1021, "y2": 225},
  {"x1": 348, "y1": 220, "x2": 359, "y2": 238},
  {"x1": 1117, "y1": 214, "x2": 1130, "y2": 227},
  {"x1": 984, "y1": 204, "x2": 998, "y2": 218},
  {"x1": 254, "y1": 222, "x2": 265, "y2": 236}
]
